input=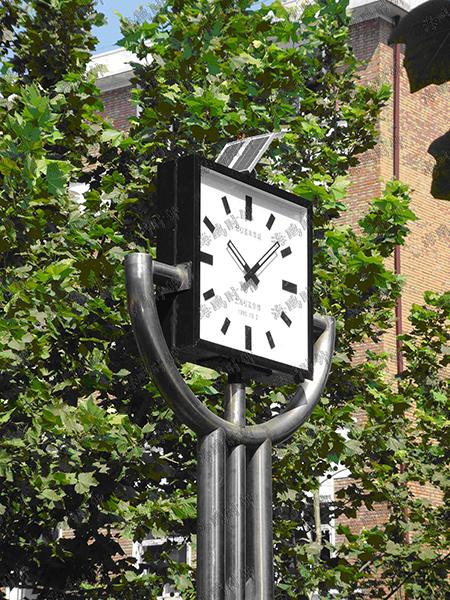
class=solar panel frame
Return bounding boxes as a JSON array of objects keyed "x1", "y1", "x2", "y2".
[{"x1": 215, "y1": 131, "x2": 287, "y2": 172}]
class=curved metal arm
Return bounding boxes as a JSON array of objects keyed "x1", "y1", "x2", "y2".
[{"x1": 125, "y1": 253, "x2": 335, "y2": 447}]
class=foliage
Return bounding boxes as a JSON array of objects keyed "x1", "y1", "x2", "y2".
[
  {"x1": 0, "y1": 0, "x2": 448, "y2": 598},
  {"x1": 288, "y1": 290, "x2": 449, "y2": 598},
  {"x1": 117, "y1": 0, "x2": 390, "y2": 206},
  {"x1": 0, "y1": 1, "x2": 195, "y2": 598}
]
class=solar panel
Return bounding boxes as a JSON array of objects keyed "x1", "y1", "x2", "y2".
[
  {"x1": 232, "y1": 136, "x2": 269, "y2": 172},
  {"x1": 215, "y1": 131, "x2": 287, "y2": 172},
  {"x1": 216, "y1": 139, "x2": 247, "y2": 168}
]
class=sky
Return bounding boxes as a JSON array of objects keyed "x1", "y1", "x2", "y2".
[{"x1": 94, "y1": 1, "x2": 147, "y2": 54}]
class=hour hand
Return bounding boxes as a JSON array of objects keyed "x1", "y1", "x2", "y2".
[{"x1": 227, "y1": 240, "x2": 259, "y2": 285}]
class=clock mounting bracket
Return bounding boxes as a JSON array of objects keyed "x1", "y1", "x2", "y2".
[
  {"x1": 125, "y1": 252, "x2": 335, "y2": 447},
  {"x1": 152, "y1": 260, "x2": 192, "y2": 295}
]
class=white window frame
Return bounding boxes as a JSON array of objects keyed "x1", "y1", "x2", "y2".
[
  {"x1": 132, "y1": 535, "x2": 192, "y2": 599},
  {"x1": 5, "y1": 587, "x2": 37, "y2": 600}
]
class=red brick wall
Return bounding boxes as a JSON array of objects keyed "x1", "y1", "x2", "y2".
[
  {"x1": 101, "y1": 86, "x2": 134, "y2": 131},
  {"x1": 336, "y1": 15, "x2": 449, "y2": 539},
  {"x1": 347, "y1": 18, "x2": 384, "y2": 226},
  {"x1": 348, "y1": 17, "x2": 450, "y2": 365},
  {"x1": 334, "y1": 476, "x2": 390, "y2": 547}
]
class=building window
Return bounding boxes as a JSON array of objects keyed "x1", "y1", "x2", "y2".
[
  {"x1": 5, "y1": 588, "x2": 37, "y2": 600},
  {"x1": 133, "y1": 535, "x2": 192, "y2": 599}
]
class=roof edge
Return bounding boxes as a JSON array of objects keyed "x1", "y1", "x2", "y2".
[{"x1": 348, "y1": 0, "x2": 410, "y2": 25}]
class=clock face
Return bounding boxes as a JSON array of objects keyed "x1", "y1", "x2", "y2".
[{"x1": 198, "y1": 166, "x2": 310, "y2": 373}]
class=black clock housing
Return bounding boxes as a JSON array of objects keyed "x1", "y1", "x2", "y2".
[{"x1": 156, "y1": 154, "x2": 313, "y2": 384}]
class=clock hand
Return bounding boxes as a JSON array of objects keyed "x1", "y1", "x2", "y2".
[
  {"x1": 227, "y1": 240, "x2": 259, "y2": 285},
  {"x1": 227, "y1": 240, "x2": 249, "y2": 271},
  {"x1": 244, "y1": 241, "x2": 280, "y2": 283}
]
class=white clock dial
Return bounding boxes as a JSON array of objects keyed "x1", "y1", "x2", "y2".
[{"x1": 199, "y1": 167, "x2": 310, "y2": 372}]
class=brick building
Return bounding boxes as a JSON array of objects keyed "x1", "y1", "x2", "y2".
[
  {"x1": 8, "y1": 0, "x2": 445, "y2": 598},
  {"x1": 330, "y1": 0, "x2": 449, "y2": 545}
]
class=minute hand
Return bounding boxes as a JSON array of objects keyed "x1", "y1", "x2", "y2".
[
  {"x1": 227, "y1": 240, "x2": 259, "y2": 285},
  {"x1": 244, "y1": 242, "x2": 280, "y2": 282}
]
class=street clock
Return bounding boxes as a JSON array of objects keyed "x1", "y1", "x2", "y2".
[
  {"x1": 127, "y1": 143, "x2": 334, "y2": 600},
  {"x1": 157, "y1": 155, "x2": 312, "y2": 383}
]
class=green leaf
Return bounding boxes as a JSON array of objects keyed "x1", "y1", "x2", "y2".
[
  {"x1": 101, "y1": 128, "x2": 124, "y2": 146},
  {"x1": 74, "y1": 472, "x2": 98, "y2": 494},
  {"x1": 203, "y1": 51, "x2": 221, "y2": 75},
  {"x1": 40, "y1": 487, "x2": 64, "y2": 501},
  {"x1": 0, "y1": 408, "x2": 15, "y2": 424},
  {"x1": 47, "y1": 160, "x2": 71, "y2": 196}
]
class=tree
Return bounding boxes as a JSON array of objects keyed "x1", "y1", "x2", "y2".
[
  {"x1": 0, "y1": 2, "x2": 167, "y2": 598},
  {"x1": 0, "y1": 0, "x2": 448, "y2": 598}
]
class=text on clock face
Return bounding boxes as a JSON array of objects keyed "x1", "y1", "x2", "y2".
[{"x1": 200, "y1": 217, "x2": 305, "y2": 244}]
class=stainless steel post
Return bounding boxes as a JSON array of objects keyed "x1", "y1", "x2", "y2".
[
  {"x1": 197, "y1": 428, "x2": 226, "y2": 600},
  {"x1": 225, "y1": 382, "x2": 246, "y2": 600},
  {"x1": 125, "y1": 253, "x2": 336, "y2": 600},
  {"x1": 246, "y1": 439, "x2": 274, "y2": 600}
]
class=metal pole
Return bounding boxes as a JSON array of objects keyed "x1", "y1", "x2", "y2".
[
  {"x1": 197, "y1": 428, "x2": 226, "y2": 600},
  {"x1": 225, "y1": 382, "x2": 246, "y2": 600},
  {"x1": 246, "y1": 439, "x2": 274, "y2": 600},
  {"x1": 125, "y1": 253, "x2": 335, "y2": 599}
]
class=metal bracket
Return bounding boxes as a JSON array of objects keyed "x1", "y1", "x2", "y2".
[
  {"x1": 152, "y1": 260, "x2": 192, "y2": 295},
  {"x1": 125, "y1": 252, "x2": 335, "y2": 446}
]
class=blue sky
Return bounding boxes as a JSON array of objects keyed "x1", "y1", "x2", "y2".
[{"x1": 94, "y1": 1, "x2": 146, "y2": 53}]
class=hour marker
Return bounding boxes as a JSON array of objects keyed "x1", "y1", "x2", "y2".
[
  {"x1": 245, "y1": 195, "x2": 252, "y2": 221},
  {"x1": 200, "y1": 251, "x2": 213, "y2": 265},
  {"x1": 245, "y1": 325, "x2": 252, "y2": 350},
  {"x1": 282, "y1": 280, "x2": 297, "y2": 294},
  {"x1": 281, "y1": 246, "x2": 292, "y2": 258},
  {"x1": 203, "y1": 216, "x2": 215, "y2": 233},
  {"x1": 203, "y1": 288, "x2": 215, "y2": 301},
  {"x1": 221, "y1": 317, "x2": 231, "y2": 335},
  {"x1": 266, "y1": 331, "x2": 275, "y2": 349},
  {"x1": 266, "y1": 213, "x2": 275, "y2": 230},
  {"x1": 222, "y1": 196, "x2": 231, "y2": 215},
  {"x1": 281, "y1": 311, "x2": 292, "y2": 327}
]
